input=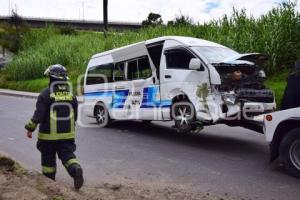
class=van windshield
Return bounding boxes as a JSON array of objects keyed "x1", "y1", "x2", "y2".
[{"x1": 193, "y1": 46, "x2": 239, "y2": 64}]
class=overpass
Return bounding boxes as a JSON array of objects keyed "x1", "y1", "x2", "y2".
[{"x1": 0, "y1": 16, "x2": 142, "y2": 31}]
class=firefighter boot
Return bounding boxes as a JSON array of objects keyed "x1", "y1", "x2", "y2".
[
  {"x1": 43, "y1": 172, "x2": 56, "y2": 180},
  {"x1": 73, "y1": 165, "x2": 84, "y2": 190},
  {"x1": 68, "y1": 164, "x2": 84, "y2": 190}
]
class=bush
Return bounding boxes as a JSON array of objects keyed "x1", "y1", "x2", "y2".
[
  {"x1": 167, "y1": 14, "x2": 193, "y2": 26},
  {"x1": 58, "y1": 24, "x2": 77, "y2": 35}
]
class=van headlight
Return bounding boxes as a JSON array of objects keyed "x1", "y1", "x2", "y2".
[{"x1": 222, "y1": 93, "x2": 236, "y2": 105}]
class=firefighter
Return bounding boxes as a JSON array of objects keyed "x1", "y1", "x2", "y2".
[{"x1": 25, "y1": 64, "x2": 84, "y2": 190}]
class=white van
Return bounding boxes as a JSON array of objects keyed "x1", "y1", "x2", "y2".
[{"x1": 83, "y1": 36, "x2": 276, "y2": 132}]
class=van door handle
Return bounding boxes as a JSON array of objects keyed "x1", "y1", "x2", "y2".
[
  {"x1": 165, "y1": 75, "x2": 172, "y2": 79},
  {"x1": 115, "y1": 86, "x2": 125, "y2": 90}
]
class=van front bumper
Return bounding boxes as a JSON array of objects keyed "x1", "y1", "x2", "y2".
[
  {"x1": 195, "y1": 101, "x2": 276, "y2": 124},
  {"x1": 243, "y1": 102, "x2": 276, "y2": 115}
]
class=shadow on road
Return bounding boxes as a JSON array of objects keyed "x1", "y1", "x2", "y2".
[
  {"x1": 88, "y1": 120, "x2": 268, "y2": 158},
  {"x1": 98, "y1": 121, "x2": 300, "y2": 178}
]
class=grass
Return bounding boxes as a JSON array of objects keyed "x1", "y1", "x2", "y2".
[
  {"x1": 266, "y1": 78, "x2": 287, "y2": 107},
  {"x1": 265, "y1": 70, "x2": 290, "y2": 107},
  {"x1": 3, "y1": 2, "x2": 300, "y2": 81},
  {"x1": 0, "y1": 1, "x2": 298, "y2": 105},
  {"x1": 0, "y1": 75, "x2": 48, "y2": 92}
]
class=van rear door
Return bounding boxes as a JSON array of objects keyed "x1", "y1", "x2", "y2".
[
  {"x1": 111, "y1": 42, "x2": 158, "y2": 120},
  {"x1": 126, "y1": 56, "x2": 159, "y2": 120}
]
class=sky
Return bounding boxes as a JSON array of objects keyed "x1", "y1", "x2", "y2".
[{"x1": 0, "y1": 0, "x2": 299, "y2": 23}]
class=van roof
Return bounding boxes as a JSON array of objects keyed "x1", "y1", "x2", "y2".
[
  {"x1": 145, "y1": 36, "x2": 225, "y2": 47},
  {"x1": 91, "y1": 36, "x2": 226, "y2": 59}
]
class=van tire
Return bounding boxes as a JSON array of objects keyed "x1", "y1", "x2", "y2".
[
  {"x1": 279, "y1": 128, "x2": 300, "y2": 178},
  {"x1": 94, "y1": 103, "x2": 111, "y2": 128},
  {"x1": 171, "y1": 100, "x2": 195, "y2": 133}
]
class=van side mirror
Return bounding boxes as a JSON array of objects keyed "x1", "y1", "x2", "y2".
[{"x1": 189, "y1": 58, "x2": 205, "y2": 71}]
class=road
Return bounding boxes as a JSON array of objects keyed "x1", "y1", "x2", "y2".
[{"x1": 0, "y1": 95, "x2": 299, "y2": 200}]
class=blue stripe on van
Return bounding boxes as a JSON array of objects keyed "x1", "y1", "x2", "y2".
[
  {"x1": 141, "y1": 86, "x2": 171, "y2": 108},
  {"x1": 112, "y1": 90, "x2": 129, "y2": 108},
  {"x1": 84, "y1": 89, "x2": 129, "y2": 108},
  {"x1": 84, "y1": 86, "x2": 171, "y2": 109}
]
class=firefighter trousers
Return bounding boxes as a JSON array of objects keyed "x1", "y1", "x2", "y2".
[{"x1": 36, "y1": 140, "x2": 81, "y2": 180}]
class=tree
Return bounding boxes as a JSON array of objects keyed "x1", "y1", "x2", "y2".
[
  {"x1": 0, "y1": 11, "x2": 30, "y2": 53},
  {"x1": 167, "y1": 14, "x2": 193, "y2": 26},
  {"x1": 142, "y1": 13, "x2": 163, "y2": 27},
  {"x1": 9, "y1": 11, "x2": 26, "y2": 30}
]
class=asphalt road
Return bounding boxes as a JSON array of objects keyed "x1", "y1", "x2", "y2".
[{"x1": 0, "y1": 95, "x2": 299, "y2": 200}]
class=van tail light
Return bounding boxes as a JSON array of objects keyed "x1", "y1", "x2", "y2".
[{"x1": 266, "y1": 114, "x2": 273, "y2": 121}]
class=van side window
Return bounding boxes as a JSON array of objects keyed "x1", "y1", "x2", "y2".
[
  {"x1": 127, "y1": 60, "x2": 138, "y2": 80},
  {"x1": 86, "y1": 63, "x2": 113, "y2": 85},
  {"x1": 138, "y1": 57, "x2": 152, "y2": 79},
  {"x1": 114, "y1": 62, "x2": 125, "y2": 81},
  {"x1": 165, "y1": 48, "x2": 195, "y2": 69}
]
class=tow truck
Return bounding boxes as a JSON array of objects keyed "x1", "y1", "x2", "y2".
[
  {"x1": 263, "y1": 108, "x2": 300, "y2": 178},
  {"x1": 259, "y1": 61, "x2": 300, "y2": 178}
]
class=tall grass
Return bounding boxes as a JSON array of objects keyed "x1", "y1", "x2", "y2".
[{"x1": 4, "y1": 1, "x2": 300, "y2": 82}]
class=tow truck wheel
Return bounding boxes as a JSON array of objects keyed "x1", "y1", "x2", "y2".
[
  {"x1": 94, "y1": 103, "x2": 111, "y2": 128},
  {"x1": 172, "y1": 101, "x2": 195, "y2": 133},
  {"x1": 280, "y1": 128, "x2": 300, "y2": 178}
]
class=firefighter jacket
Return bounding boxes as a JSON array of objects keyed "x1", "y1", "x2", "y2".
[{"x1": 25, "y1": 83, "x2": 78, "y2": 141}]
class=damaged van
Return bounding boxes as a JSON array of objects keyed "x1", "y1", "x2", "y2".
[{"x1": 83, "y1": 36, "x2": 275, "y2": 132}]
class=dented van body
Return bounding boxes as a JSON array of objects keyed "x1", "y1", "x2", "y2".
[{"x1": 83, "y1": 36, "x2": 276, "y2": 131}]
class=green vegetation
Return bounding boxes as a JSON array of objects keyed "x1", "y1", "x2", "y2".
[
  {"x1": 0, "y1": 12, "x2": 30, "y2": 53},
  {"x1": 265, "y1": 71, "x2": 289, "y2": 107},
  {"x1": 0, "y1": 77, "x2": 48, "y2": 92},
  {"x1": 0, "y1": 2, "x2": 299, "y2": 106},
  {"x1": 142, "y1": 13, "x2": 163, "y2": 27}
]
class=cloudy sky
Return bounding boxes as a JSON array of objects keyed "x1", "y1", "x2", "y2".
[{"x1": 0, "y1": 0, "x2": 299, "y2": 23}]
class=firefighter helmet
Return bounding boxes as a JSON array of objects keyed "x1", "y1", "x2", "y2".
[{"x1": 44, "y1": 64, "x2": 69, "y2": 80}]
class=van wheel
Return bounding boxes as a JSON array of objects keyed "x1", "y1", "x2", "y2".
[
  {"x1": 279, "y1": 128, "x2": 300, "y2": 178},
  {"x1": 94, "y1": 103, "x2": 111, "y2": 128},
  {"x1": 172, "y1": 101, "x2": 195, "y2": 133}
]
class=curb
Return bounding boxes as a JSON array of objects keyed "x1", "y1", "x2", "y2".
[
  {"x1": 0, "y1": 89, "x2": 38, "y2": 99},
  {"x1": 0, "y1": 89, "x2": 84, "y2": 103}
]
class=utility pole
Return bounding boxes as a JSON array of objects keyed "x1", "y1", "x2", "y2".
[
  {"x1": 103, "y1": 0, "x2": 108, "y2": 37},
  {"x1": 8, "y1": 0, "x2": 11, "y2": 16},
  {"x1": 82, "y1": 1, "x2": 85, "y2": 21},
  {"x1": 14, "y1": 4, "x2": 17, "y2": 13}
]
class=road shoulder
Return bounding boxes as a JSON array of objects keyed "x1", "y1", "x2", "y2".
[{"x1": 0, "y1": 154, "x2": 227, "y2": 200}]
